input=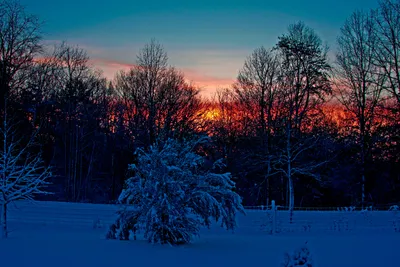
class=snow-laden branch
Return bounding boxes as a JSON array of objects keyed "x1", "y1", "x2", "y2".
[{"x1": 0, "y1": 113, "x2": 53, "y2": 238}]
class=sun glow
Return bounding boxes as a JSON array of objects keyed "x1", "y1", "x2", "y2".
[{"x1": 202, "y1": 108, "x2": 220, "y2": 121}]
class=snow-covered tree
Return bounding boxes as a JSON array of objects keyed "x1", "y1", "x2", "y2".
[
  {"x1": 282, "y1": 242, "x2": 314, "y2": 267},
  {"x1": 107, "y1": 137, "x2": 245, "y2": 245},
  {"x1": 0, "y1": 109, "x2": 52, "y2": 238}
]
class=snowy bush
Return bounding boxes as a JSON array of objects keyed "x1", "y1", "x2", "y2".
[
  {"x1": 107, "y1": 137, "x2": 245, "y2": 245},
  {"x1": 389, "y1": 205, "x2": 399, "y2": 211},
  {"x1": 282, "y1": 242, "x2": 314, "y2": 267}
]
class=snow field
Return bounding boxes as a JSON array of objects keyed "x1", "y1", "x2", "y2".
[{"x1": 0, "y1": 201, "x2": 399, "y2": 267}]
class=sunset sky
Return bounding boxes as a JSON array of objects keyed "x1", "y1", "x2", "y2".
[{"x1": 21, "y1": 0, "x2": 379, "y2": 97}]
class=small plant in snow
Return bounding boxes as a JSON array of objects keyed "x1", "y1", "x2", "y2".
[
  {"x1": 360, "y1": 206, "x2": 373, "y2": 212},
  {"x1": 389, "y1": 205, "x2": 399, "y2": 211},
  {"x1": 282, "y1": 242, "x2": 314, "y2": 267},
  {"x1": 337, "y1": 206, "x2": 356, "y2": 212},
  {"x1": 107, "y1": 137, "x2": 245, "y2": 245}
]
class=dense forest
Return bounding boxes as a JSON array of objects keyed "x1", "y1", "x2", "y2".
[{"x1": 0, "y1": 0, "x2": 399, "y2": 209}]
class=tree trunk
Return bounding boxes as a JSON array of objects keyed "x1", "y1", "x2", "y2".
[
  {"x1": 74, "y1": 125, "x2": 79, "y2": 201},
  {"x1": 111, "y1": 153, "x2": 115, "y2": 200},
  {"x1": 360, "y1": 117, "x2": 366, "y2": 208},
  {"x1": 64, "y1": 129, "x2": 69, "y2": 201},
  {"x1": 288, "y1": 176, "x2": 294, "y2": 224},
  {"x1": 266, "y1": 174, "x2": 270, "y2": 207},
  {"x1": 1, "y1": 202, "x2": 7, "y2": 238},
  {"x1": 287, "y1": 122, "x2": 294, "y2": 224},
  {"x1": 361, "y1": 173, "x2": 365, "y2": 208}
]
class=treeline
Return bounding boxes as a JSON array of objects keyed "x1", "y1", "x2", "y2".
[{"x1": 0, "y1": 0, "x2": 399, "y2": 208}]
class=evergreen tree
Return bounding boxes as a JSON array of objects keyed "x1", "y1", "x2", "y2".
[{"x1": 107, "y1": 137, "x2": 245, "y2": 245}]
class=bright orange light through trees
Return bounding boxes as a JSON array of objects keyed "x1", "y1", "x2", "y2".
[{"x1": 202, "y1": 108, "x2": 220, "y2": 121}]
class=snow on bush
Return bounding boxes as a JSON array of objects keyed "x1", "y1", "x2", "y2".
[
  {"x1": 282, "y1": 242, "x2": 314, "y2": 267},
  {"x1": 107, "y1": 137, "x2": 245, "y2": 245},
  {"x1": 389, "y1": 205, "x2": 399, "y2": 211}
]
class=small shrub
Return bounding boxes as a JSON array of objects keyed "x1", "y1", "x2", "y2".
[
  {"x1": 337, "y1": 206, "x2": 356, "y2": 212},
  {"x1": 389, "y1": 205, "x2": 399, "y2": 211},
  {"x1": 106, "y1": 209, "x2": 139, "y2": 240},
  {"x1": 282, "y1": 242, "x2": 314, "y2": 267}
]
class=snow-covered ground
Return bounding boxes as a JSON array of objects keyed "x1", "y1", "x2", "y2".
[{"x1": 0, "y1": 201, "x2": 398, "y2": 267}]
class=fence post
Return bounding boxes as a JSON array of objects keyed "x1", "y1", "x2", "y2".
[{"x1": 271, "y1": 200, "x2": 276, "y2": 234}]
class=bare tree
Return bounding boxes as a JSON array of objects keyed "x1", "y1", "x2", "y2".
[
  {"x1": 45, "y1": 42, "x2": 108, "y2": 201},
  {"x1": 275, "y1": 22, "x2": 331, "y2": 222},
  {"x1": 0, "y1": 104, "x2": 52, "y2": 238},
  {"x1": 372, "y1": 0, "x2": 400, "y2": 106},
  {"x1": 136, "y1": 39, "x2": 168, "y2": 144},
  {"x1": 277, "y1": 22, "x2": 331, "y2": 134},
  {"x1": 272, "y1": 136, "x2": 328, "y2": 215},
  {"x1": 0, "y1": 0, "x2": 42, "y2": 108},
  {"x1": 114, "y1": 40, "x2": 201, "y2": 146},
  {"x1": 234, "y1": 46, "x2": 280, "y2": 150},
  {"x1": 20, "y1": 54, "x2": 60, "y2": 125},
  {"x1": 232, "y1": 47, "x2": 281, "y2": 205},
  {"x1": 335, "y1": 10, "x2": 385, "y2": 207},
  {"x1": 213, "y1": 89, "x2": 247, "y2": 147}
]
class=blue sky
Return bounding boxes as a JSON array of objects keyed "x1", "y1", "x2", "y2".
[{"x1": 21, "y1": 0, "x2": 380, "y2": 96}]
